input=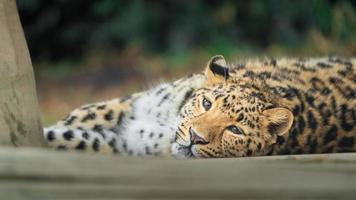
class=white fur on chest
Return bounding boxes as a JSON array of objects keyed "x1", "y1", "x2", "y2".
[{"x1": 118, "y1": 75, "x2": 204, "y2": 156}]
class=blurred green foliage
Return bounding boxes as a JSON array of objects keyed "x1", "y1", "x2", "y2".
[
  {"x1": 17, "y1": 0, "x2": 356, "y2": 63},
  {"x1": 17, "y1": 0, "x2": 356, "y2": 124}
]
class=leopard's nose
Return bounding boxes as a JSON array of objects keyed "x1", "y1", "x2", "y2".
[{"x1": 189, "y1": 127, "x2": 209, "y2": 145}]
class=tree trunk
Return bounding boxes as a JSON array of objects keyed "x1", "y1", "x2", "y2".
[{"x1": 0, "y1": 0, "x2": 45, "y2": 147}]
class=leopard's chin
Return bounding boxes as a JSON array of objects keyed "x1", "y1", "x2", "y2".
[{"x1": 171, "y1": 142, "x2": 196, "y2": 159}]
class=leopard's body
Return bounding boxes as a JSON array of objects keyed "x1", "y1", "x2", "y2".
[
  {"x1": 44, "y1": 55, "x2": 356, "y2": 158},
  {"x1": 45, "y1": 74, "x2": 205, "y2": 156}
]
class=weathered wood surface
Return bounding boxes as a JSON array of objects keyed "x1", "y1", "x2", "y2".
[
  {"x1": 0, "y1": 147, "x2": 355, "y2": 200},
  {"x1": 0, "y1": 0, "x2": 44, "y2": 146}
]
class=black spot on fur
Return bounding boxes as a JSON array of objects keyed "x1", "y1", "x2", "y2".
[
  {"x1": 93, "y1": 125, "x2": 103, "y2": 133},
  {"x1": 289, "y1": 133, "x2": 299, "y2": 148},
  {"x1": 75, "y1": 141, "x2": 87, "y2": 150},
  {"x1": 310, "y1": 77, "x2": 331, "y2": 96},
  {"x1": 122, "y1": 140, "x2": 128, "y2": 151},
  {"x1": 297, "y1": 116, "x2": 305, "y2": 134},
  {"x1": 97, "y1": 105, "x2": 106, "y2": 110},
  {"x1": 288, "y1": 126, "x2": 298, "y2": 141},
  {"x1": 108, "y1": 138, "x2": 116, "y2": 147},
  {"x1": 329, "y1": 76, "x2": 341, "y2": 84},
  {"x1": 247, "y1": 138, "x2": 252, "y2": 145},
  {"x1": 64, "y1": 116, "x2": 77, "y2": 125},
  {"x1": 307, "y1": 135, "x2": 318, "y2": 153},
  {"x1": 236, "y1": 113, "x2": 244, "y2": 122},
  {"x1": 104, "y1": 110, "x2": 114, "y2": 121},
  {"x1": 63, "y1": 130, "x2": 74, "y2": 141},
  {"x1": 117, "y1": 112, "x2": 125, "y2": 126},
  {"x1": 330, "y1": 96, "x2": 337, "y2": 113},
  {"x1": 338, "y1": 104, "x2": 355, "y2": 132},
  {"x1": 92, "y1": 138, "x2": 100, "y2": 151},
  {"x1": 47, "y1": 131, "x2": 55, "y2": 141},
  {"x1": 305, "y1": 93, "x2": 315, "y2": 107},
  {"x1": 82, "y1": 132, "x2": 89, "y2": 140},
  {"x1": 323, "y1": 125, "x2": 338, "y2": 145},
  {"x1": 292, "y1": 105, "x2": 300, "y2": 116},
  {"x1": 307, "y1": 111, "x2": 318, "y2": 131},
  {"x1": 317, "y1": 62, "x2": 332, "y2": 68},
  {"x1": 246, "y1": 149, "x2": 253, "y2": 156},
  {"x1": 80, "y1": 104, "x2": 95, "y2": 110},
  {"x1": 149, "y1": 132, "x2": 154, "y2": 138},
  {"x1": 109, "y1": 138, "x2": 118, "y2": 153},
  {"x1": 318, "y1": 103, "x2": 331, "y2": 125},
  {"x1": 329, "y1": 77, "x2": 355, "y2": 99},
  {"x1": 81, "y1": 112, "x2": 97, "y2": 122}
]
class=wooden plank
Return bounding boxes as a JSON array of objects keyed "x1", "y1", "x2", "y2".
[
  {"x1": 0, "y1": 0, "x2": 44, "y2": 147},
  {"x1": 0, "y1": 147, "x2": 355, "y2": 200}
]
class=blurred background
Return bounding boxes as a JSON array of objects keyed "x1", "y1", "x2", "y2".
[{"x1": 17, "y1": 0, "x2": 356, "y2": 125}]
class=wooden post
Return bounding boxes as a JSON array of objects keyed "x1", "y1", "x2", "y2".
[{"x1": 0, "y1": 0, "x2": 45, "y2": 146}]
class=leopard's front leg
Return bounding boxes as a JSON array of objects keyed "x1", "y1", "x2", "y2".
[
  {"x1": 58, "y1": 96, "x2": 134, "y2": 130},
  {"x1": 43, "y1": 94, "x2": 140, "y2": 154},
  {"x1": 44, "y1": 125, "x2": 120, "y2": 153}
]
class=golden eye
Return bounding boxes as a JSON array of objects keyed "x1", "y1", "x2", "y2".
[
  {"x1": 202, "y1": 97, "x2": 212, "y2": 111},
  {"x1": 226, "y1": 125, "x2": 244, "y2": 135}
]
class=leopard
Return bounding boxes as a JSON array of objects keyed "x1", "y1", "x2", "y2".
[{"x1": 44, "y1": 55, "x2": 356, "y2": 158}]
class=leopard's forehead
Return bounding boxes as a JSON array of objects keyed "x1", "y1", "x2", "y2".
[
  {"x1": 196, "y1": 83, "x2": 274, "y2": 109},
  {"x1": 192, "y1": 83, "x2": 274, "y2": 128}
]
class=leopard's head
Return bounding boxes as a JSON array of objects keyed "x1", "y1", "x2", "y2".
[{"x1": 172, "y1": 55, "x2": 294, "y2": 158}]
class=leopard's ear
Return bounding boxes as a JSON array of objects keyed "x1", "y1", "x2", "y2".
[
  {"x1": 262, "y1": 107, "x2": 294, "y2": 136},
  {"x1": 205, "y1": 55, "x2": 229, "y2": 85}
]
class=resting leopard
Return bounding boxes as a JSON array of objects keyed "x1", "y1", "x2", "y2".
[{"x1": 44, "y1": 55, "x2": 356, "y2": 158}]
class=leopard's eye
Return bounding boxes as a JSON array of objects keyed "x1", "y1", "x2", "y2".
[
  {"x1": 202, "y1": 97, "x2": 212, "y2": 111},
  {"x1": 226, "y1": 125, "x2": 244, "y2": 135}
]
